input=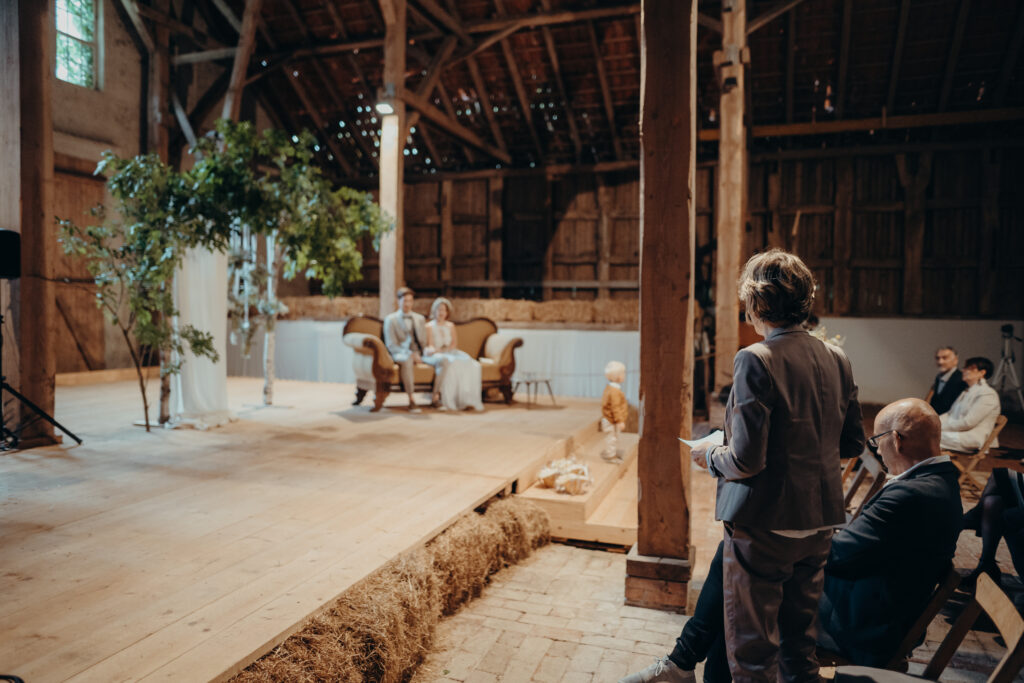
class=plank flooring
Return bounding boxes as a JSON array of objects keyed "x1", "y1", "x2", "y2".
[{"x1": 0, "y1": 378, "x2": 601, "y2": 682}]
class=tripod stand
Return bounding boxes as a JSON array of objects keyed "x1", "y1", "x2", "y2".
[
  {"x1": 991, "y1": 325, "x2": 1024, "y2": 413},
  {"x1": 1, "y1": 312, "x2": 82, "y2": 450}
]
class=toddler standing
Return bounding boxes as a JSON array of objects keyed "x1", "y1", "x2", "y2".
[{"x1": 601, "y1": 361, "x2": 628, "y2": 461}]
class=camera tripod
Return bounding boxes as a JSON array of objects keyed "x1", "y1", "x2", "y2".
[
  {"x1": 992, "y1": 325, "x2": 1024, "y2": 413},
  {"x1": 1, "y1": 312, "x2": 82, "y2": 450}
]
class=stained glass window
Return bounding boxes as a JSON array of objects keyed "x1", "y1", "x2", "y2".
[{"x1": 56, "y1": 0, "x2": 97, "y2": 89}]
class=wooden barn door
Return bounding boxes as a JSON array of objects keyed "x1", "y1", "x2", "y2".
[
  {"x1": 52, "y1": 169, "x2": 105, "y2": 373},
  {"x1": 503, "y1": 176, "x2": 551, "y2": 300}
]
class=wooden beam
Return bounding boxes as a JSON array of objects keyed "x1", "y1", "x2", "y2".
[
  {"x1": 886, "y1": 0, "x2": 911, "y2": 113},
  {"x1": 938, "y1": 0, "x2": 971, "y2": 112},
  {"x1": 492, "y1": 0, "x2": 543, "y2": 159},
  {"x1": 323, "y1": 0, "x2": 374, "y2": 94},
  {"x1": 994, "y1": 5, "x2": 1024, "y2": 106},
  {"x1": 979, "y1": 150, "x2": 999, "y2": 315},
  {"x1": 465, "y1": 57, "x2": 508, "y2": 153},
  {"x1": 453, "y1": 21, "x2": 527, "y2": 64},
  {"x1": 134, "y1": 3, "x2": 222, "y2": 49},
  {"x1": 836, "y1": 0, "x2": 852, "y2": 119},
  {"x1": 629, "y1": 0, "x2": 695, "y2": 611},
  {"x1": 832, "y1": 158, "x2": 853, "y2": 314},
  {"x1": 171, "y1": 92, "x2": 198, "y2": 149},
  {"x1": 211, "y1": 0, "x2": 242, "y2": 31},
  {"x1": 172, "y1": 47, "x2": 237, "y2": 65},
  {"x1": 785, "y1": 9, "x2": 795, "y2": 123},
  {"x1": 698, "y1": 13, "x2": 722, "y2": 33},
  {"x1": 440, "y1": 180, "x2": 454, "y2": 294},
  {"x1": 116, "y1": 0, "x2": 155, "y2": 52},
  {"x1": 539, "y1": 0, "x2": 582, "y2": 161},
  {"x1": 434, "y1": 79, "x2": 477, "y2": 164},
  {"x1": 895, "y1": 152, "x2": 932, "y2": 315},
  {"x1": 417, "y1": 123, "x2": 443, "y2": 169},
  {"x1": 221, "y1": 0, "x2": 262, "y2": 122},
  {"x1": 587, "y1": 21, "x2": 623, "y2": 160},
  {"x1": 411, "y1": 0, "x2": 471, "y2": 43},
  {"x1": 767, "y1": 169, "x2": 785, "y2": 249},
  {"x1": 488, "y1": 177, "x2": 503, "y2": 297},
  {"x1": 406, "y1": 36, "x2": 457, "y2": 132},
  {"x1": 401, "y1": 88, "x2": 512, "y2": 163},
  {"x1": 747, "y1": 0, "x2": 810, "y2": 35},
  {"x1": 379, "y1": 0, "x2": 407, "y2": 317},
  {"x1": 596, "y1": 176, "x2": 611, "y2": 298}
]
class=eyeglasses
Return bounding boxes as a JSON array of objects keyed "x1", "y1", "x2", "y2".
[{"x1": 867, "y1": 429, "x2": 899, "y2": 453}]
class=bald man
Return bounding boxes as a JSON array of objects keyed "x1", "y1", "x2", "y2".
[{"x1": 621, "y1": 399, "x2": 962, "y2": 683}]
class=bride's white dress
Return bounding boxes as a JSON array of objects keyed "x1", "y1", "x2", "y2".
[{"x1": 425, "y1": 322, "x2": 483, "y2": 411}]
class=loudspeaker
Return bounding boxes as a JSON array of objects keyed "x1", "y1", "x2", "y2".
[{"x1": 0, "y1": 229, "x2": 19, "y2": 279}]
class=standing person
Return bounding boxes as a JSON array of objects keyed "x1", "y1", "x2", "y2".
[
  {"x1": 691, "y1": 249, "x2": 865, "y2": 682},
  {"x1": 929, "y1": 346, "x2": 967, "y2": 415},
  {"x1": 601, "y1": 361, "x2": 628, "y2": 461},
  {"x1": 424, "y1": 297, "x2": 483, "y2": 412},
  {"x1": 939, "y1": 356, "x2": 1000, "y2": 451},
  {"x1": 382, "y1": 287, "x2": 427, "y2": 413}
]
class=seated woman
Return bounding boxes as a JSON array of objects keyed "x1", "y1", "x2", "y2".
[
  {"x1": 423, "y1": 297, "x2": 483, "y2": 412},
  {"x1": 961, "y1": 468, "x2": 1024, "y2": 589}
]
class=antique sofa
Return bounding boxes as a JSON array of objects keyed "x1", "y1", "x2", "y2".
[{"x1": 342, "y1": 316, "x2": 523, "y2": 411}]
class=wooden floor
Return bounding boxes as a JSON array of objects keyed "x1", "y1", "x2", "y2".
[{"x1": 0, "y1": 378, "x2": 602, "y2": 683}]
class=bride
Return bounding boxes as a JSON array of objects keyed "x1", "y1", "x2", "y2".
[{"x1": 424, "y1": 297, "x2": 484, "y2": 412}]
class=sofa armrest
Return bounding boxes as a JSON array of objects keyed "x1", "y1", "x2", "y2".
[
  {"x1": 343, "y1": 332, "x2": 395, "y2": 372},
  {"x1": 483, "y1": 333, "x2": 523, "y2": 376}
]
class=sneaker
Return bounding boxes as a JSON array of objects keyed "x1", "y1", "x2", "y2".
[{"x1": 619, "y1": 656, "x2": 696, "y2": 683}]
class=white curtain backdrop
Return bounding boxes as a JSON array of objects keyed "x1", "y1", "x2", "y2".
[{"x1": 172, "y1": 248, "x2": 232, "y2": 429}]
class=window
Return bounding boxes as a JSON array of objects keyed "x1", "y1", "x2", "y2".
[{"x1": 56, "y1": 0, "x2": 98, "y2": 88}]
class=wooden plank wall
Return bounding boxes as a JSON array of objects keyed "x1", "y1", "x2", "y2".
[{"x1": 349, "y1": 148, "x2": 1023, "y2": 319}]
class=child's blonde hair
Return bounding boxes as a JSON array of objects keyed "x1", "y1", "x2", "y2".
[{"x1": 604, "y1": 360, "x2": 626, "y2": 382}]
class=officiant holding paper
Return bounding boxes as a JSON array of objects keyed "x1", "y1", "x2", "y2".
[{"x1": 688, "y1": 250, "x2": 865, "y2": 682}]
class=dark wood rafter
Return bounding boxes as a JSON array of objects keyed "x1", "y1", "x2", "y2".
[
  {"x1": 699, "y1": 13, "x2": 723, "y2": 33},
  {"x1": 172, "y1": 47, "x2": 236, "y2": 65},
  {"x1": 465, "y1": 57, "x2": 509, "y2": 154},
  {"x1": 747, "y1": 0, "x2": 811, "y2": 35},
  {"x1": 994, "y1": 4, "x2": 1024, "y2": 106},
  {"x1": 587, "y1": 20, "x2": 623, "y2": 160},
  {"x1": 407, "y1": 36, "x2": 458, "y2": 132},
  {"x1": 411, "y1": 0, "x2": 472, "y2": 43},
  {"x1": 452, "y1": 21, "x2": 527, "y2": 65},
  {"x1": 171, "y1": 92, "x2": 199, "y2": 148},
  {"x1": 116, "y1": 0, "x2": 155, "y2": 52},
  {"x1": 222, "y1": 0, "x2": 263, "y2": 122},
  {"x1": 211, "y1": 0, "x2": 242, "y2": 32},
  {"x1": 401, "y1": 88, "x2": 512, "y2": 163},
  {"x1": 323, "y1": 0, "x2": 374, "y2": 94},
  {"x1": 886, "y1": 0, "x2": 910, "y2": 113},
  {"x1": 280, "y1": 0, "x2": 377, "y2": 167},
  {"x1": 539, "y1": 0, "x2": 582, "y2": 161},
  {"x1": 435, "y1": 79, "x2": 478, "y2": 164},
  {"x1": 938, "y1": 0, "x2": 971, "y2": 112},
  {"x1": 836, "y1": 0, "x2": 852, "y2": 119},
  {"x1": 491, "y1": 0, "x2": 543, "y2": 159},
  {"x1": 407, "y1": 44, "x2": 477, "y2": 164},
  {"x1": 134, "y1": 3, "x2": 223, "y2": 49}
]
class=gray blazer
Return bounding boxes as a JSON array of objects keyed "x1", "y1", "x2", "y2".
[
  {"x1": 708, "y1": 326, "x2": 865, "y2": 530},
  {"x1": 382, "y1": 311, "x2": 427, "y2": 362}
]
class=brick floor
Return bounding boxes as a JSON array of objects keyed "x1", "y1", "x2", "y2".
[{"x1": 412, "y1": 452, "x2": 1021, "y2": 683}]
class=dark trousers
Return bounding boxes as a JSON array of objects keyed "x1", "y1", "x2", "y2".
[
  {"x1": 723, "y1": 524, "x2": 832, "y2": 683},
  {"x1": 669, "y1": 542, "x2": 731, "y2": 682}
]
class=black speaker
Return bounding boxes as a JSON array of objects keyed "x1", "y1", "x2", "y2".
[{"x1": 0, "y1": 229, "x2": 19, "y2": 279}]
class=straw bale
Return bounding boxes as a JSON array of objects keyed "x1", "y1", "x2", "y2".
[
  {"x1": 346, "y1": 297, "x2": 381, "y2": 318},
  {"x1": 449, "y1": 298, "x2": 489, "y2": 321},
  {"x1": 533, "y1": 300, "x2": 595, "y2": 324},
  {"x1": 473, "y1": 298, "x2": 534, "y2": 322},
  {"x1": 593, "y1": 298, "x2": 639, "y2": 326},
  {"x1": 232, "y1": 498, "x2": 549, "y2": 683},
  {"x1": 279, "y1": 296, "x2": 348, "y2": 321}
]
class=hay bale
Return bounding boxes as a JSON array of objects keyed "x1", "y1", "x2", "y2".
[
  {"x1": 279, "y1": 296, "x2": 349, "y2": 321},
  {"x1": 231, "y1": 497, "x2": 549, "y2": 683},
  {"x1": 593, "y1": 298, "x2": 639, "y2": 326},
  {"x1": 449, "y1": 298, "x2": 489, "y2": 321},
  {"x1": 533, "y1": 299, "x2": 595, "y2": 324},
  {"x1": 474, "y1": 298, "x2": 534, "y2": 322},
  {"x1": 346, "y1": 297, "x2": 381, "y2": 318}
]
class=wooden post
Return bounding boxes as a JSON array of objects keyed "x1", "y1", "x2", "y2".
[
  {"x1": 221, "y1": 0, "x2": 263, "y2": 122},
  {"x1": 440, "y1": 180, "x2": 454, "y2": 296},
  {"x1": 0, "y1": 2, "x2": 21, "y2": 422},
  {"x1": 487, "y1": 177, "x2": 503, "y2": 298},
  {"x1": 713, "y1": 0, "x2": 747, "y2": 393},
  {"x1": 543, "y1": 180, "x2": 554, "y2": 300},
  {"x1": 979, "y1": 150, "x2": 999, "y2": 316},
  {"x1": 832, "y1": 158, "x2": 853, "y2": 314},
  {"x1": 896, "y1": 152, "x2": 932, "y2": 315},
  {"x1": 596, "y1": 175, "x2": 612, "y2": 299},
  {"x1": 17, "y1": 0, "x2": 57, "y2": 445},
  {"x1": 626, "y1": 0, "x2": 696, "y2": 614},
  {"x1": 378, "y1": 0, "x2": 407, "y2": 318},
  {"x1": 767, "y1": 169, "x2": 785, "y2": 249}
]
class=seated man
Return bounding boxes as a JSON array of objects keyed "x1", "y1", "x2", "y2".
[
  {"x1": 621, "y1": 398, "x2": 962, "y2": 683},
  {"x1": 382, "y1": 286, "x2": 427, "y2": 413},
  {"x1": 939, "y1": 356, "x2": 1000, "y2": 452},
  {"x1": 929, "y1": 346, "x2": 967, "y2": 415}
]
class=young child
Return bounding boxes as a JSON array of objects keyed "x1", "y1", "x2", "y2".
[{"x1": 601, "y1": 361, "x2": 628, "y2": 461}]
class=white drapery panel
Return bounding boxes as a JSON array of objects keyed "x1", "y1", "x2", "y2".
[{"x1": 172, "y1": 248, "x2": 232, "y2": 429}]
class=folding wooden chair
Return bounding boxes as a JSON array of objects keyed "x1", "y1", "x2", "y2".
[
  {"x1": 843, "y1": 449, "x2": 887, "y2": 522},
  {"x1": 833, "y1": 573, "x2": 1024, "y2": 682},
  {"x1": 943, "y1": 415, "x2": 1007, "y2": 495}
]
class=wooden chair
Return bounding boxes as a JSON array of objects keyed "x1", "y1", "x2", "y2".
[
  {"x1": 943, "y1": 415, "x2": 1008, "y2": 495},
  {"x1": 843, "y1": 449, "x2": 887, "y2": 522},
  {"x1": 817, "y1": 564, "x2": 961, "y2": 672},
  {"x1": 832, "y1": 573, "x2": 1024, "y2": 683}
]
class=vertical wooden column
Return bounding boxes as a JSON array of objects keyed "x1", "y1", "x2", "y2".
[
  {"x1": 596, "y1": 175, "x2": 612, "y2": 299},
  {"x1": 440, "y1": 180, "x2": 454, "y2": 296},
  {"x1": 488, "y1": 177, "x2": 503, "y2": 298},
  {"x1": 713, "y1": 0, "x2": 747, "y2": 393},
  {"x1": 18, "y1": 0, "x2": 57, "y2": 445},
  {"x1": 0, "y1": 1, "x2": 21, "y2": 420},
  {"x1": 150, "y1": 25, "x2": 171, "y2": 162},
  {"x1": 378, "y1": 0, "x2": 407, "y2": 317},
  {"x1": 767, "y1": 169, "x2": 785, "y2": 250},
  {"x1": 896, "y1": 152, "x2": 932, "y2": 315},
  {"x1": 625, "y1": 0, "x2": 696, "y2": 614},
  {"x1": 543, "y1": 179, "x2": 554, "y2": 300},
  {"x1": 978, "y1": 150, "x2": 999, "y2": 316},
  {"x1": 832, "y1": 158, "x2": 853, "y2": 315}
]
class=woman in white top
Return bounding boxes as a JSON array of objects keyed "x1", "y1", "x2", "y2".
[{"x1": 424, "y1": 297, "x2": 484, "y2": 411}]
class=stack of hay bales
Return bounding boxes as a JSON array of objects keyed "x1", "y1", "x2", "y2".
[{"x1": 233, "y1": 497, "x2": 549, "y2": 683}]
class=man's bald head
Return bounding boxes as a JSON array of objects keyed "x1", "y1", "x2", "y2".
[{"x1": 875, "y1": 398, "x2": 941, "y2": 467}]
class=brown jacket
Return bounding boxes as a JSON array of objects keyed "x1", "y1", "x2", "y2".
[
  {"x1": 602, "y1": 384, "x2": 628, "y2": 424},
  {"x1": 708, "y1": 326, "x2": 865, "y2": 530}
]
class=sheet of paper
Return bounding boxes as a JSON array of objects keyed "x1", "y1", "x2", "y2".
[{"x1": 678, "y1": 429, "x2": 724, "y2": 449}]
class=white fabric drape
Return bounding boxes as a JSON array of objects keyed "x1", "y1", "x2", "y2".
[{"x1": 172, "y1": 248, "x2": 232, "y2": 429}]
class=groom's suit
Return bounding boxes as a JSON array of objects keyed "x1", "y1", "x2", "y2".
[{"x1": 382, "y1": 310, "x2": 427, "y2": 394}]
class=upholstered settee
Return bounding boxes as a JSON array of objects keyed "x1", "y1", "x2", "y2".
[{"x1": 342, "y1": 316, "x2": 524, "y2": 411}]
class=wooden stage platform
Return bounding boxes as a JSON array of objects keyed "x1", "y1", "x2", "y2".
[{"x1": 0, "y1": 378, "x2": 607, "y2": 682}]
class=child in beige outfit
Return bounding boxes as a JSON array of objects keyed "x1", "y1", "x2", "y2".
[{"x1": 601, "y1": 361, "x2": 628, "y2": 461}]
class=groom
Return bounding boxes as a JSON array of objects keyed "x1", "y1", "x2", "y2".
[{"x1": 382, "y1": 286, "x2": 427, "y2": 413}]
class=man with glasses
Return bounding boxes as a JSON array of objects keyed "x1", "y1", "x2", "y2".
[
  {"x1": 621, "y1": 398, "x2": 961, "y2": 682},
  {"x1": 928, "y1": 346, "x2": 967, "y2": 415}
]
